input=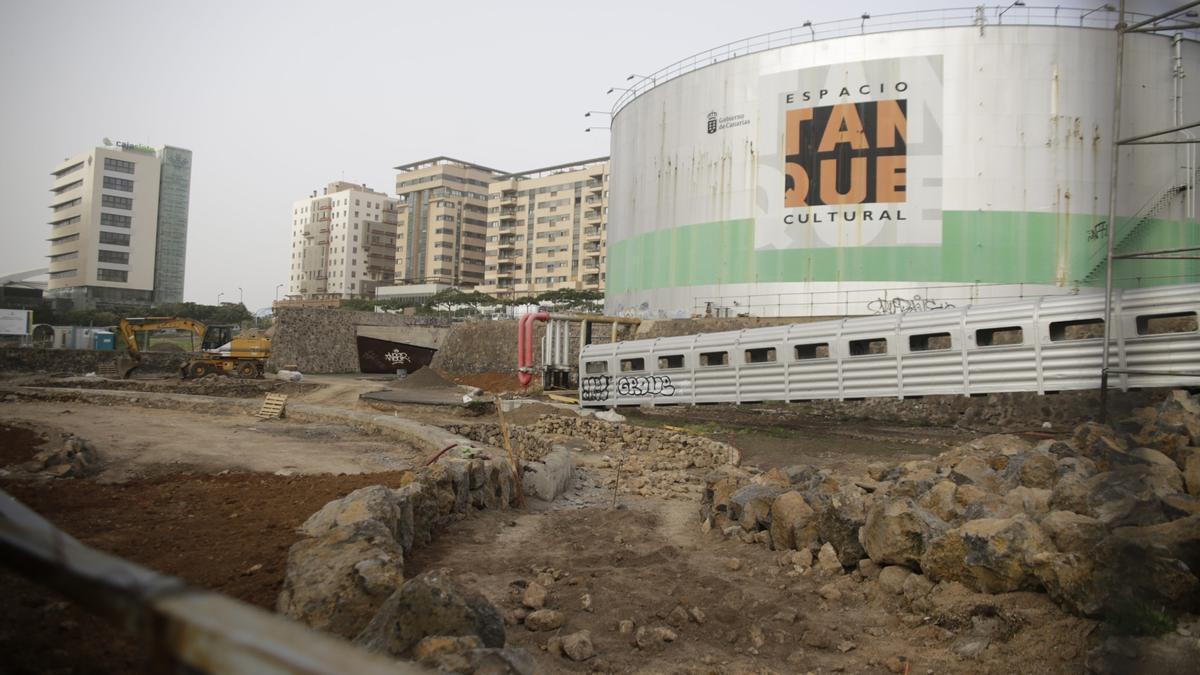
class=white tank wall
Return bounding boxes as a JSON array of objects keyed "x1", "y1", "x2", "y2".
[{"x1": 607, "y1": 25, "x2": 1200, "y2": 318}]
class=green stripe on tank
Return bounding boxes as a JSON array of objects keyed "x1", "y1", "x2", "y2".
[{"x1": 605, "y1": 211, "x2": 1200, "y2": 294}]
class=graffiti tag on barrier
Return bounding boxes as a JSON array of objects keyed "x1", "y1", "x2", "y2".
[
  {"x1": 1087, "y1": 221, "x2": 1107, "y2": 241},
  {"x1": 580, "y1": 376, "x2": 612, "y2": 402},
  {"x1": 615, "y1": 375, "x2": 676, "y2": 398},
  {"x1": 384, "y1": 349, "x2": 411, "y2": 365},
  {"x1": 867, "y1": 295, "x2": 955, "y2": 315}
]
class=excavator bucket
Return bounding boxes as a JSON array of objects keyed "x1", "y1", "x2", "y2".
[{"x1": 114, "y1": 355, "x2": 140, "y2": 379}]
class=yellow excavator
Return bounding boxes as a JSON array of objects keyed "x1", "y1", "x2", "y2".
[{"x1": 114, "y1": 317, "x2": 271, "y2": 380}]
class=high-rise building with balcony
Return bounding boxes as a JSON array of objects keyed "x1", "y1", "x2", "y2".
[
  {"x1": 46, "y1": 141, "x2": 192, "y2": 308},
  {"x1": 392, "y1": 157, "x2": 505, "y2": 288},
  {"x1": 288, "y1": 181, "x2": 398, "y2": 300},
  {"x1": 482, "y1": 158, "x2": 608, "y2": 297}
]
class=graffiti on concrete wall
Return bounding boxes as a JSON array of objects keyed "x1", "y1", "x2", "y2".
[{"x1": 867, "y1": 295, "x2": 955, "y2": 315}]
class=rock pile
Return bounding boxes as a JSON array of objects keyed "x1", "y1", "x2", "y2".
[
  {"x1": 449, "y1": 415, "x2": 739, "y2": 501},
  {"x1": 278, "y1": 453, "x2": 520, "y2": 645},
  {"x1": 702, "y1": 390, "x2": 1200, "y2": 621},
  {"x1": 4, "y1": 434, "x2": 100, "y2": 479}
]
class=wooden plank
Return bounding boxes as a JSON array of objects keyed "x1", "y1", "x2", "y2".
[
  {"x1": 256, "y1": 394, "x2": 288, "y2": 419},
  {"x1": 547, "y1": 393, "x2": 578, "y2": 404}
]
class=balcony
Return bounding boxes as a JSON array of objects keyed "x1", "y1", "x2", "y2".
[{"x1": 583, "y1": 227, "x2": 602, "y2": 239}]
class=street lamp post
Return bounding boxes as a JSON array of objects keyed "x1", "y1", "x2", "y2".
[
  {"x1": 275, "y1": 284, "x2": 284, "y2": 301},
  {"x1": 238, "y1": 287, "x2": 244, "y2": 305},
  {"x1": 217, "y1": 292, "x2": 224, "y2": 305}
]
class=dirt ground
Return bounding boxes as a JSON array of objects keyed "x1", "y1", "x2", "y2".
[
  {"x1": 0, "y1": 374, "x2": 1102, "y2": 674},
  {"x1": 0, "y1": 469, "x2": 414, "y2": 675},
  {"x1": 407, "y1": 499, "x2": 1095, "y2": 674},
  {"x1": 1, "y1": 402, "x2": 423, "y2": 480}
]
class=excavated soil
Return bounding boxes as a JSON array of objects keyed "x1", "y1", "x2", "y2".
[
  {"x1": 0, "y1": 471, "x2": 414, "y2": 674},
  {"x1": 14, "y1": 374, "x2": 319, "y2": 399},
  {"x1": 407, "y1": 500, "x2": 1095, "y2": 674},
  {"x1": 452, "y1": 371, "x2": 524, "y2": 393}
]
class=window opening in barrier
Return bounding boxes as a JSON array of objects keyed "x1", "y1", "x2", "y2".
[
  {"x1": 976, "y1": 326, "x2": 1023, "y2": 347},
  {"x1": 700, "y1": 351, "x2": 729, "y2": 367},
  {"x1": 909, "y1": 332, "x2": 952, "y2": 352},
  {"x1": 1136, "y1": 311, "x2": 1198, "y2": 336}
]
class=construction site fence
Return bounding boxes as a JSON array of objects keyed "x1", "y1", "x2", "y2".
[{"x1": 0, "y1": 488, "x2": 428, "y2": 674}]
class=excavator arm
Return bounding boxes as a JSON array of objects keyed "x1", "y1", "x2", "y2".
[{"x1": 115, "y1": 317, "x2": 209, "y2": 378}]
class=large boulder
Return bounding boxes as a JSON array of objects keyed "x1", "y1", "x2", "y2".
[
  {"x1": 1039, "y1": 510, "x2": 1106, "y2": 554},
  {"x1": 729, "y1": 485, "x2": 786, "y2": 531},
  {"x1": 918, "y1": 481, "x2": 960, "y2": 524},
  {"x1": 1015, "y1": 450, "x2": 1059, "y2": 490},
  {"x1": 355, "y1": 568, "x2": 506, "y2": 657},
  {"x1": 522, "y1": 447, "x2": 574, "y2": 502},
  {"x1": 948, "y1": 456, "x2": 1000, "y2": 492},
  {"x1": 860, "y1": 499, "x2": 948, "y2": 569},
  {"x1": 922, "y1": 515, "x2": 1051, "y2": 594},
  {"x1": 702, "y1": 470, "x2": 749, "y2": 527},
  {"x1": 1183, "y1": 447, "x2": 1200, "y2": 497},
  {"x1": 1084, "y1": 464, "x2": 1185, "y2": 526},
  {"x1": 277, "y1": 520, "x2": 405, "y2": 638},
  {"x1": 1034, "y1": 515, "x2": 1200, "y2": 617},
  {"x1": 299, "y1": 485, "x2": 414, "y2": 550},
  {"x1": 814, "y1": 487, "x2": 870, "y2": 566},
  {"x1": 1070, "y1": 422, "x2": 1146, "y2": 472},
  {"x1": 768, "y1": 491, "x2": 817, "y2": 551}
]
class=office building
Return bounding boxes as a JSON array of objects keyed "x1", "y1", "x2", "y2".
[{"x1": 46, "y1": 141, "x2": 192, "y2": 308}]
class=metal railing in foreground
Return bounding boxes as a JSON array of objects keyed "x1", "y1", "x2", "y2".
[{"x1": 0, "y1": 489, "x2": 428, "y2": 674}]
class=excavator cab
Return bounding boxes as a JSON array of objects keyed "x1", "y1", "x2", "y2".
[{"x1": 201, "y1": 325, "x2": 235, "y2": 351}]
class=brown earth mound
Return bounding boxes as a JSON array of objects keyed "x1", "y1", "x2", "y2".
[{"x1": 396, "y1": 367, "x2": 458, "y2": 390}]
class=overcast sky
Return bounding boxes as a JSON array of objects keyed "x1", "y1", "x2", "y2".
[{"x1": 0, "y1": 1, "x2": 1166, "y2": 311}]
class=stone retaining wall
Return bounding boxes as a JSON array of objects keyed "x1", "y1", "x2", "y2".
[
  {"x1": 0, "y1": 348, "x2": 182, "y2": 375},
  {"x1": 268, "y1": 309, "x2": 452, "y2": 373}
]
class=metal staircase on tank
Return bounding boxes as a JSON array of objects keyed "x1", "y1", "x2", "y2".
[
  {"x1": 1096, "y1": 1, "x2": 1200, "y2": 425},
  {"x1": 1082, "y1": 168, "x2": 1196, "y2": 284}
]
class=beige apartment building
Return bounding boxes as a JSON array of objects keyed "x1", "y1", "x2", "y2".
[
  {"x1": 288, "y1": 181, "x2": 398, "y2": 300},
  {"x1": 46, "y1": 141, "x2": 192, "y2": 308},
  {"x1": 482, "y1": 158, "x2": 608, "y2": 297},
  {"x1": 393, "y1": 157, "x2": 503, "y2": 288}
]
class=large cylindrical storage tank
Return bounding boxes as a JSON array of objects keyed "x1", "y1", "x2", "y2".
[{"x1": 606, "y1": 12, "x2": 1200, "y2": 318}]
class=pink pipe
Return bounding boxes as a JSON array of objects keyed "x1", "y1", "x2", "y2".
[{"x1": 517, "y1": 311, "x2": 550, "y2": 388}]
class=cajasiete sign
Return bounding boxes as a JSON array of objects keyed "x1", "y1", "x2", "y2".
[{"x1": 755, "y1": 55, "x2": 943, "y2": 250}]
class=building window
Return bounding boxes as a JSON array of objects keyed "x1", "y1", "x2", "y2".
[
  {"x1": 620, "y1": 357, "x2": 645, "y2": 372},
  {"x1": 848, "y1": 337, "x2": 888, "y2": 356},
  {"x1": 976, "y1": 326, "x2": 1023, "y2": 347},
  {"x1": 49, "y1": 269, "x2": 77, "y2": 279},
  {"x1": 1049, "y1": 319, "x2": 1105, "y2": 341},
  {"x1": 103, "y1": 157, "x2": 135, "y2": 174},
  {"x1": 98, "y1": 250, "x2": 129, "y2": 264},
  {"x1": 1137, "y1": 311, "x2": 1198, "y2": 335},
  {"x1": 96, "y1": 268, "x2": 128, "y2": 282},
  {"x1": 101, "y1": 194, "x2": 133, "y2": 210},
  {"x1": 744, "y1": 347, "x2": 777, "y2": 364},
  {"x1": 100, "y1": 213, "x2": 132, "y2": 228},
  {"x1": 98, "y1": 231, "x2": 130, "y2": 246},
  {"x1": 657, "y1": 354, "x2": 685, "y2": 369},
  {"x1": 909, "y1": 332, "x2": 952, "y2": 352},
  {"x1": 102, "y1": 176, "x2": 134, "y2": 192},
  {"x1": 794, "y1": 343, "x2": 830, "y2": 360}
]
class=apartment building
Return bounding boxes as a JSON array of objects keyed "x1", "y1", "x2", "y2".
[
  {"x1": 482, "y1": 158, "x2": 608, "y2": 297},
  {"x1": 288, "y1": 181, "x2": 398, "y2": 300},
  {"x1": 46, "y1": 141, "x2": 192, "y2": 308},
  {"x1": 393, "y1": 157, "x2": 504, "y2": 288}
]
